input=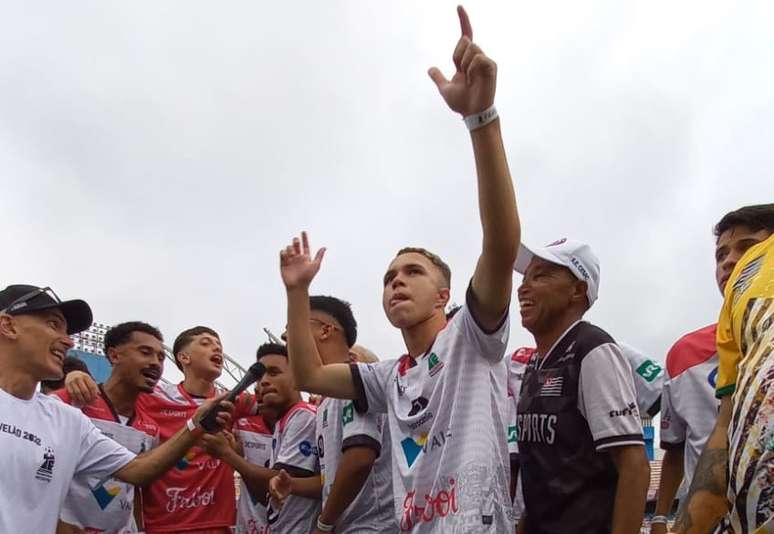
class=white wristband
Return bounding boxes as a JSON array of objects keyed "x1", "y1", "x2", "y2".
[
  {"x1": 316, "y1": 517, "x2": 335, "y2": 532},
  {"x1": 186, "y1": 418, "x2": 198, "y2": 433},
  {"x1": 463, "y1": 105, "x2": 498, "y2": 131},
  {"x1": 650, "y1": 515, "x2": 669, "y2": 524}
]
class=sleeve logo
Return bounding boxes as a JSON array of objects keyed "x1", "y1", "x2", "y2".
[
  {"x1": 635, "y1": 360, "x2": 662, "y2": 383},
  {"x1": 342, "y1": 402, "x2": 355, "y2": 426},
  {"x1": 299, "y1": 440, "x2": 315, "y2": 457},
  {"x1": 428, "y1": 353, "x2": 444, "y2": 377}
]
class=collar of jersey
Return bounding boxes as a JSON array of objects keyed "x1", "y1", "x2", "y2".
[{"x1": 537, "y1": 320, "x2": 583, "y2": 370}]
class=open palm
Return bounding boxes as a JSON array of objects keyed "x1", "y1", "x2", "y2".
[{"x1": 280, "y1": 232, "x2": 326, "y2": 290}]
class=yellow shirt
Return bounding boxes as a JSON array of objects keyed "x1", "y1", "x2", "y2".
[
  {"x1": 716, "y1": 233, "x2": 774, "y2": 398},
  {"x1": 714, "y1": 233, "x2": 774, "y2": 533}
]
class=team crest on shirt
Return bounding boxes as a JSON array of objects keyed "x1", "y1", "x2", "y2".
[
  {"x1": 428, "y1": 353, "x2": 444, "y2": 377},
  {"x1": 35, "y1": 447, "x2": 55, "y2": 482}
]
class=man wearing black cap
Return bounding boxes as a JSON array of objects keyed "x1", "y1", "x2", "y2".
[
  {"x1": 0, "y1": 284, "x2": 233, "y2": 534},
  {"x1": 513, "y1": 241, "x2": 651, "y2": 534}
]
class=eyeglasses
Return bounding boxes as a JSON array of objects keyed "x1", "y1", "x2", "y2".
[{"x1": 0, "y1": 286, "x2": 61, "y2": 315}]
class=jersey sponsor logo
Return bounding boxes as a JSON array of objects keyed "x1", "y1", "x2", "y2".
[
  {"x1": 244, "y1": 441, "x2": 267, "y2": 450},
  {"x1": 342, "y1": 402, "x2": 355, "y2": 426},
  {"x1": 322, "y1": 407, "x2": 329, "y2": 428},
  {"x1": 539, "y1": 376, "x2": 563, "y2": 396},
  {"x1": 408, "y1": 396, "x2": 429, "y2": 416},
  {"x1": 428, "y1": 352, "x2": 444, "y2": 377},
  {"x1": 708, "y1": 366, "x2": 718, "y2": 388},
  {"x1": 91, "y1": 482, "x2": 123, "y2": 509},
  {"x1": 507, "y1": 425, "x2": 518, "y2": 443},
  {"x1": 35, "y1": 447, "x2": 56, "y2": 482},
  {"x1": 395, "y1": 375, "x2": 407, "y2": 397},
  {"x1": 635, "y1": 360, "x2": 662, "y2": 382},
  {"x1": 609, "y1": 402, "x2": 638, "y2": 418},
  {"x1": 400, "y1": 429, "x2": 451, "y2": 467},
  {"x1": 516, "y1": 413, "x2": 557, "y2": 444},
  {"x1": 400, "y1": 478, "x2": 458, "y2": 531},
  {"x1": 176, "y1": 450, "x2": 197, "y2": 470},
  {"x1": 158, "y1": 409, "x2": 188, "y2": 418},
  {"x1": 317, "y1": 435, "x2": 325, "y2": 459},
  {"x1": 165, "y1": 486, "x2": 215, "y2": 513},
  {"x1": 407, "y1": 411, "x2": 433, "y2": 431},
  {"x1": 299, "y1": 440, "x2": 315, "y2": 457}
]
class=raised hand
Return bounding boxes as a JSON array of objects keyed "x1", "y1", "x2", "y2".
[
  {"x1": 428, "y1": 5, "x2": 497, "y2": 117},
  {"x1": 279, "y1": 231, "x2": 326, "y2": 290}
]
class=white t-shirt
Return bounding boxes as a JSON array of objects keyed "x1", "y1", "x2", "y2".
[
  {"x1": 317, "y1": 396, "x2": 396, "y2": 533},
  {"x1": 0, "y1": 388, "x2": 136, "y2": 533},
  {"x1": 352, "y1": 300, "x2": 515, "y2": 533},
  {"x1": 620, "y1": 343, "x2": 664, "y2": 416},
  {"x1": 659, "y1": 324, "x2": 720, "y2": 498},
  {"x1": 267, "y1": 402, "x2": 320, "y2": 534},
  {"x1": 234, "y1": 415, "x2": 274, "y2": 534}
]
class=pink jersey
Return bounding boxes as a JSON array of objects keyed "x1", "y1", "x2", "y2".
[{"x1": 138, "y1": 383, "x2": 255, "y2": 533}]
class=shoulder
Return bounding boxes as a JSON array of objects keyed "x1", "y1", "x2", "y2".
[
  {"x1": 49, "y1": 388, "x2": 71, "y2": 404},
  {"x1": 279, "y1": 402, "x2": 317, "y2": 432},
  {"x1": 666, "y1": 324, "x2": 717, "y2": 378},
  {"x1": 36, "y1": 393, "x2": 91, "y2": 426},
  {"x1": 573, "y1": 322, "x2": 616, "y2": 357},
  {"x1": 236, "y1": 415, "x2": 272, "y2": 435},
  {"x1": 511, "y1": 347, "x2": 535, "y2": 365}
]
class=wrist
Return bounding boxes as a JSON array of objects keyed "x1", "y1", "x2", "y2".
[
  {"x1": 651, "y1": 515, "x2": 669, "y2": 525},
  {"x1": 316, "y1": 516, "x2": 335, "y2": 532},
  {"x1": 463, "y1": 104, "x2": 498, "y2": 131},
  {"x1": 185, "y1": 418, "x2": 205, "y2": 438}
]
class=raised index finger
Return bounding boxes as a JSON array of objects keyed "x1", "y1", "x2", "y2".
[
  {"x1": 458, "y1": 5, "x2": 472, "y2": 39},
  {"x1": 301, "y1": 231, "x2": 311, "y2": 256}
]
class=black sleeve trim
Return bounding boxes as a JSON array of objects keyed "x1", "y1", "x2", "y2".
[
  {"x1": 660, "y1": 440, "x2": 686, "y2": 451},
  {"x1": 509, "y1": 452, "x2": 520, "y2": 467},
  {"x1": 646, "y1": 396, "x2": 662, "y2": 417},
  {"x1": 594, "y1": 433, "x2": 645, "y2": 448},
  {"x1": 272, "y1": 462, "x2": 316, "y2": 478},
  {"x1": 349, "y1": 363, "x2": 369, "y2": 414},
  {"x1": 342, "y1": 435, "x2": 382, "y2": 458},
  {"x1": 465, "y1": 280, "x2": 509, "y2": 335}
]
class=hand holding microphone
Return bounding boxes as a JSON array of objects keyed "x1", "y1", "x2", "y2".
[{"x1": 198, "y1": 362, "x2": 267, "y2": 432}]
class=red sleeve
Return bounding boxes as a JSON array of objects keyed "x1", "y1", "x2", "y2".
[
  {"x1": 51, "y1": 388, "x2": 72, "y2": 404},
  {"x1": 234, "y1": 392, "x2": 256, "y2": 418}
]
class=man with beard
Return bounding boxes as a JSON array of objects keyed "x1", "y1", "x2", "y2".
[{"x1": 55, "y1": 321, "x2": 165, "y2": 533}]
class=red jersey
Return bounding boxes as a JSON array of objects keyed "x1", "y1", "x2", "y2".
[{"x1": 138, "y1": 382, "x2": 255, "y2": 533}]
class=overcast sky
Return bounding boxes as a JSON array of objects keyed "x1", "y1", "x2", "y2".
[{"x1": 1, "y1": 1, "x2": 772, "y2": 385}]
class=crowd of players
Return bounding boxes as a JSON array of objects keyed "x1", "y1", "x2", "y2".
[{"x1": 1, "y1": 5, "x2": 773, "y2": 534}]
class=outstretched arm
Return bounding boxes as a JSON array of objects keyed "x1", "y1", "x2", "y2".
[
  {"x1": 280, "y1": 232, "x2": 358, "y2": 398},
  {"x1": 429, "y1": 6, "x2": 520, "y2": 330}
]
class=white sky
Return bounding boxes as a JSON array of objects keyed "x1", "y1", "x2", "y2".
[{"x1": 1, "y1": 1, "x2": 772, "y2": 384}]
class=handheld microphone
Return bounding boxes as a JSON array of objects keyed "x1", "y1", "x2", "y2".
[{"x1": 199, "y1": 361, "x2": 267, "y2": 432}]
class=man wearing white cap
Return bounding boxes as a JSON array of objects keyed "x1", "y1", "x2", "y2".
[{"x1": 513, "y1": 239, "x2": 651, "y2": 534}]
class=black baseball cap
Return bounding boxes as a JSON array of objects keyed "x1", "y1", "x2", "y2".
[{"x1": 0, "y1": 284, "x2": 93, "y2": 335}]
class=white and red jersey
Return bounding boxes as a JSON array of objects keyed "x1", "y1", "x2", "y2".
[
  {"x1": 507, "y1": 348, "x2": 532, "y2": 520},
  {"x1": 233, "y1": 415, "x2": 273, "y2": 534},
  {"x1": 352, "y1": 294, "x2": 515, "y2": 533},
  {"x1": 659, "y1": 324, "x2": 720, "y2": 497},
  {"x1": 266, "y1": 401, "x2": 319, "y2": 534},
  {"x1": 137, "y1": 382, "x2": 255, "y2": 533},
  {"x1": 507, "y1": 348, "x2": 533, "y2": 457},
  {"x1": 317, "y1": 397, "x2": 395, "y2": 533},
  {"x1": 55, "y1": 388, "x2": 159, "y2": 533}
]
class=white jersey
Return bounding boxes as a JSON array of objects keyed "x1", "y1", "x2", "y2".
[
  {"x1": 659, "y1": 324, "x2": 720, "y2": 498},
  {"x1": 620, "y1": 343, "x2": 665, "y2": 416},
  {"x1": 506, "y1": 348, "x2": 532, "y2": 519},
  {"x1": 234, "y1": 415, "x2": 274, "y2": 534},
  {"x1": 55, "y1": 389, "x2": 159, "y2": 533},
  {"x1": 267, "y1": 402, "x2": 320, "y2": 534},
  {"x1": 317, "y1": 397, "x2": 396, "y2": 533},
  {"x1": 352, "y1": 300, "x2": 515, "y2": 533},
  {"x1": 0, "y1": 388, "x2": 136, "y2": 534}
]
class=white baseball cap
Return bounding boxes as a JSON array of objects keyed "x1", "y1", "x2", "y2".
[{"x1": 513, "y1": 238, "x2": 601, "y2": 307}]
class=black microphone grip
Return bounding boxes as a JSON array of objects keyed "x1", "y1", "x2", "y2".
[{"x1": 198, "y1": 362, "x2": 266, "y2": 432}]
